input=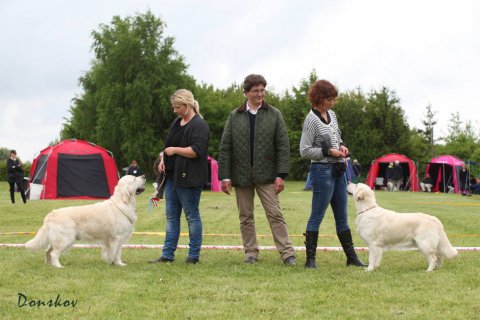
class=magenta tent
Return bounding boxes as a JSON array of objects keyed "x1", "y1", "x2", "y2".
[
  {"x1": 426, "y1": 155, "x2": 464, "y2": 193},
  {"x1": 365, "y1": 153, "x2": 419, "y2": 191}
]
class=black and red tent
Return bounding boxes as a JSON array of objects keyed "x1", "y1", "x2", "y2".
[{"x1": 29, "y1": 139, "x2": 119, "y2": 199}]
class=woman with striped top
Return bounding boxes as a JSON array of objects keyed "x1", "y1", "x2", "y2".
[{"x1": 299, "y1": 80, "x2": 366, "y2": 269}]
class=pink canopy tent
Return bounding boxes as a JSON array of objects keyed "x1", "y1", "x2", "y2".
[
  {"x1": 426, "y1": 155, "x2": 464, "y2": 193},
  {"x1": 365, "y1": 153, "x2": 419, "y2": 191}
]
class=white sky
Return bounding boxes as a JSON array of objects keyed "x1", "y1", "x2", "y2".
[{"x1": 1, "y1": 0, "x2": 479, "y2": 162}]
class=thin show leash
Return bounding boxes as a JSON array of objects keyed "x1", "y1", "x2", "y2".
[{"x1": 356, "y1": 205, "x2": 377, "y2": 215}]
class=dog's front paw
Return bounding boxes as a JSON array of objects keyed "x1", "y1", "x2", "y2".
[{"x1": 114, "y1": 261, "x2": 126, "y2": 267}]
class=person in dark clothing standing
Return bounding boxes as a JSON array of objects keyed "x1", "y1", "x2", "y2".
[
  {"x1": 6, "y1": 150, "x2": 27, "y2": 204},
  {"x1": 127, "y1": 160, "x2": 143, "y2": 177},
  {"x1": 352, "y1": 159, "x2": 362, "y2": 183},
  {"x1": 391, "y1": 160, "x2": 404, "y2": 191},
  {"x1": 459, "y1": 165, "x2": 469, "y2": 196}
]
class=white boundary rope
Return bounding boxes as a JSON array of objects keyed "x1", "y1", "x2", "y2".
[{"x1": 1, "y1": 243, "x2": 479, "y2": 251}]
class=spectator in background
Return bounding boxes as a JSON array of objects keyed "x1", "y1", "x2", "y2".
[
  {"x1": 420, "y1": 173, "x2": 433, "y2": 192},
  {"x1": 6, "y1": 150, "x2": 27, "y2": 204},
  {"x1": 471, "y1": 175, "x2": 480, "y2": 194},
  {"x1": 303, "y1": 166, "x2": 312, "y2": 191},
  {"x1": 391, "y1": 160, "x2": 404, "y2": 191},
  {"x1": 352, "y1": 159, "x2": 362, "y2": 183},
  {"x1": 469, "y1": 174, "x2": 477, "y2": 194},
  {"x1": 459, "y1": 165, "x2": 469, "y2": 196},
  {"x1": 386, "y1": 162, "x2": 394, "y2": 191},
  {"x1": 127, "y1": 160, "x2": 143, "y2": 177}
]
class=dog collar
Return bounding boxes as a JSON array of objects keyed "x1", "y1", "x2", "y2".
[{"x1": 357, "y1": 205, "x2": 377, "y2": 215}]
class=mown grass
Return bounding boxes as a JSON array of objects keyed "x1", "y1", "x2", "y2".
[{"x1": 0, "y1": 181, "x2": 479, "y2": 319}]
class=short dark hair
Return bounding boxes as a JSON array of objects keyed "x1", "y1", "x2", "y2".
[
  {"x1": 10, "y1": 150, "x2": 16, "y2": 154},
  {"x1": 308, "y1": 80, "x2": 338, "y2": 107},
  {"x1": 243, "y1": 74, "x2": 267, "y2": 92}
]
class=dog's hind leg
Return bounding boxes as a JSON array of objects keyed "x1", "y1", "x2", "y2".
[
  {"x1": 45, "y1": 245, "x2": 53, "y2": 265},
  {"x1": 49, "y1": 236, "x2": 75, "y2": 268},
  {"x1": 425, "y1": 253, "x2": 438, "y2": 272},
  {"x1": 435, "y1": 254, "x2": 443, "y2": 269},
  {"x1": 416, "y1": 239, "x2": 439, "y2": 271},
  {"x1": 49, "y1": 248, "x2": 65, "y2": 268}
]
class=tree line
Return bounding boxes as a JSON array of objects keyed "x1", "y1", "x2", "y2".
[{"x1": 59, "y1": 11, "x2": 480, "y2": 180}]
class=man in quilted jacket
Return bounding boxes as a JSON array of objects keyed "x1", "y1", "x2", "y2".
[{"x1": 218, "y1": 74, "x2": 296, "y2": 266}]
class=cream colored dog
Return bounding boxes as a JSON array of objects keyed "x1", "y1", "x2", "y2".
[
  {"x1": 25, "y1": 175, "x2": 146, "y2": 268},
  {"x1": 347, "y1": 183, "x2": 458, "y2": 272}
]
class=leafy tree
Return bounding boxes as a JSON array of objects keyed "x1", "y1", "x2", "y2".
[
  {"x1": 362, "y1": 87, "x2": 410, "y2": 156},
  {"x1": 278, "y1": 71, "x2": 317, "y2": 180},
  {"x1": 437, "y1": 114, "x2": 480, "y2": 162},
  {"x1": 62, "y1": 11, "x2": 194, "y2": 176},
  {"x1": 335, "y1": 87, "x2": 412, "y2": 177},
  {"x1": 193, "y1": 83, "x2": 245, "y2": 159},
  {"x1": 0, "y1": 147, "x2": 10, "y2": 161},
  {"x1": 420, "y1": 104, "x2": 437, "y2": 158},
  {"x1": 335, "y1": 88, "x2": 370, "y2": 170}
]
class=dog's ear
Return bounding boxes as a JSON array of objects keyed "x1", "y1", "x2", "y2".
[
  {"x1": 121, "y1": 186, "x2": 131, "y2": 204},
  {"x1": 355, "y1": 189, "x2": 366, "y2": 200}
]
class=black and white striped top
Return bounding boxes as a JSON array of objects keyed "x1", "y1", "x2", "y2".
[{"x1": 299, "y1": 109, "x2": 344, "y2": 163}]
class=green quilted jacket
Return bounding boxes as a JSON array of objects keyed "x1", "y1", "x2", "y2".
[{"x1": 218, "y1": 101, "x2": 290, "y2": 187}]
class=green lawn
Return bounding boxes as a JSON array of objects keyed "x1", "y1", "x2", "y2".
[{"x1": 0, "y1": 181, "x2": 479, "y2": 319}]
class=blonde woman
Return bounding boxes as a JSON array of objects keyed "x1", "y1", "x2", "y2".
[{"x1": 149, "y1": 89, "x2": 210, "y2": 264}]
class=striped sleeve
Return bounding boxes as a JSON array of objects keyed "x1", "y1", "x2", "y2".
[
  {"x1": 299, "y1": 112, "x2": 324, "y2": 160},
  {"x1": 299, "y1": 110, "x2": 342, "y2": 162}
]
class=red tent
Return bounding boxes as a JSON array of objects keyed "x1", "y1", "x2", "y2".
[
  {"x1": 29, "y1": 139, "x2": 119, "y2": 199},
  {"x1": 426, "y1": 155, "x2": 464, "y2": 193},
  {"x1": 365, "y1": 153, "x2": 419, "y2": 191}
]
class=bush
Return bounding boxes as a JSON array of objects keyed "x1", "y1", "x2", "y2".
[{"x1": 0, "y1": 161, "x2": 31, "y2": 182}]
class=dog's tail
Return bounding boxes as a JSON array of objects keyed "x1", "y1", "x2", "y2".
[
  {"x1": 438, "y1": 230, "x2": 458, "y2": 259},
  {"x1": 25, "y1": 224, "x2": 49, "y2": 251}
]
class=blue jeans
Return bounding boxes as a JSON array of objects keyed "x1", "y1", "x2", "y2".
[
  {"x1": 162, "y1": 178, "x2": 203, "y2": 260},
  {"x1": 306, "y1": 163, "x2": 350, "y2": 233}
]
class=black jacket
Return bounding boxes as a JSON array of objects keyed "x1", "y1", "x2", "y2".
[
  {"x1": 166, "y1": 114, "x2": 210, "y2": 188},
  {"x1": 391, "y1": 164, "x2": 403, "y2": 180},
  {"x1": 7, "y1": 158, "x2": 24, "y2": 183}
]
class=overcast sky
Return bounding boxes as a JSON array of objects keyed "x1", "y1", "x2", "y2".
[{"x1": 1, "y1": 0, "x2": 479, "y2": 162}]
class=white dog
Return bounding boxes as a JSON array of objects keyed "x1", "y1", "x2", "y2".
[
  {"x1": 25, "y1": 175, "x2": 146, "y2": 268},
  {"x1": 347, "y1": 183, "x2": 458, "y2": 272}
]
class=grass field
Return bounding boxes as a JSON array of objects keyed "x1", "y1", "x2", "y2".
[{"x1": 0, "y1": 181, "x2": 479, "y2": 319}]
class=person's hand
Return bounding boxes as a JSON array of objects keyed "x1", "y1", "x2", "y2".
[
  {"x1": 330, "y1": 148, "x2": 342, "y2": 158},
  {"x1": 222, "y1": 180, "x2": 232, "y2": 195},
  {"x1": 339, "y1": 145, "x2": 349, "y2": 157},
  {"x1": 274, "y1": 177, "x2": 285, "y2": 194},
  {"x1": 158, "y1": 161, "x2": 165, "y2": 173}
]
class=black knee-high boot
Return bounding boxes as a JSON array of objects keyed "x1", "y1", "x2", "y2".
[
  {"x1": 337, "y1": 229, "x2": 367, "y2": 267},
  {"x1": 304, "y1": 231, "x2": 319, "y2": 269}
]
